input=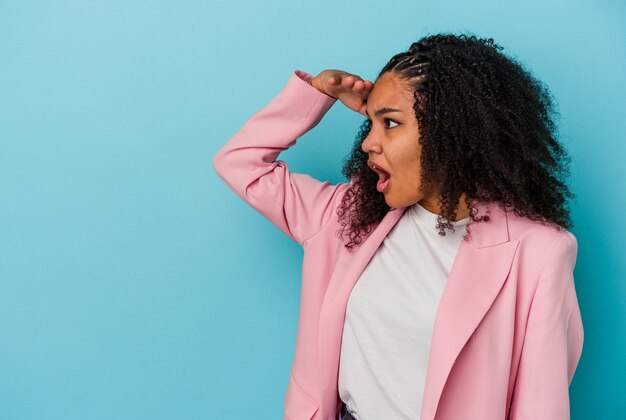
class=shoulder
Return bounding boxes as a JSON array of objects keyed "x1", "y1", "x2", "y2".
[{"x1": 505, "y1": 210, "x2": 578, "y2": 271}]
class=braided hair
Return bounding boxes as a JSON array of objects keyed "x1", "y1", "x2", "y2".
[{"x1": 336, "y1": 32, "x2": 575, "y2": 253}]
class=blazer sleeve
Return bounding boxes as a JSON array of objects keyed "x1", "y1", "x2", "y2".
[
  {"x1": 212, "y1": 69, "x2": 350, "y2": 246},
  {"x1": 509, "y1": 231, "x2": 584, "y2": 419}
]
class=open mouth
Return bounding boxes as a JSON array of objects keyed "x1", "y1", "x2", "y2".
[
  {"x1": 368, "y1": 161, "x2": 391, "y2": 193},
  {"x1": 376, "y1": 172, "x2": 391, "y2": 193}
]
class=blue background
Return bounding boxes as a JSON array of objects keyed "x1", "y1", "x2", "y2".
[{"x1": 1, "y1": 0, "x2": 624, "y2": 418}]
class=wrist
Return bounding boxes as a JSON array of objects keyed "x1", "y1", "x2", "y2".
[
  {"x1": 308, "y1": 78, "x2": 322, "y2": 92},
  {"x1": 308, "y1": 78, "x2": 335, "y2": 100}
]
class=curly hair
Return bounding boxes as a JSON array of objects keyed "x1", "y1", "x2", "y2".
[{"x1": 335, "y1": 32, "x2": 575, "y2": 252}]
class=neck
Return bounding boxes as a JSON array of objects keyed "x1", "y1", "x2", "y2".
[{"x1": 418, "y1": 193, "x2": 473, "y2": 221}]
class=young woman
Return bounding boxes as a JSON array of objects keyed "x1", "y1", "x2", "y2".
[{"x1": 213, "y1": 33, "x2": 584, "y2": 420}]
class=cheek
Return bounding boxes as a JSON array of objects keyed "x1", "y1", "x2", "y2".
[
  {"x1": 387, "y1": 138, "x2": 421, "y2": 179},
  {"x1": 399, "y1": 153, "x2": 421, "y2": 178},
  {"x1": 395, "y1": 157, "x2": 422, "y2": 194}
]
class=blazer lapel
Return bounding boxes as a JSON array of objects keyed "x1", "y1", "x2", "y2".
[
  {"x1": 317, "y1": 206, "x2": 406, "y2": 415},
  {"x1": 419, "y1": 201, "x2": 520, "y2": 420},
  {"x1": 316, "y1": 199, "x2": 519, "y2": 419}
]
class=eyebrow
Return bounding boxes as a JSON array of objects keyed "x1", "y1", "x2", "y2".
[{"x1": 365, "y1": 106, "x2": 403, "y2": 118}]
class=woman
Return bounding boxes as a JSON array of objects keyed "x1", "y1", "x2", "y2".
[{"x1": 212, "y1": 33, "x2": 583, "y2": 420}]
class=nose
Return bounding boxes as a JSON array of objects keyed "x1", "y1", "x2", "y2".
[{"x1": 361, "y1": 132, "x2": 381, "y2": 154}]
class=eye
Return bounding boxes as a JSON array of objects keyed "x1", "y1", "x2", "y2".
[
  {"x1": 366, "y1": 118, "x2": 400, "y2": 129},
  {"x1": 384, "y1": 118, "x2": 399, "y2": 129}
]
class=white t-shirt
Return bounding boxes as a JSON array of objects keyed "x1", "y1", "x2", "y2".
[{"x1": 337, "y1": 201, "x2": 470, "y2": 420}]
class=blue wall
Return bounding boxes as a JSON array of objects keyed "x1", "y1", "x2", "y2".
[{"x1": 1, "y1": 0, "x2": 624, "y2": 418}]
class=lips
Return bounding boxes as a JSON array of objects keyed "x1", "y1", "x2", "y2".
[
  {"x1": 367, "y1": 160, "x2": 391, "y2": 176},
  {"x1": 367, "y1": 160, "x2": 391, "y2": 192}
]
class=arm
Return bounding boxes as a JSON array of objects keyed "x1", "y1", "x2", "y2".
[
  {"x1": 509, "y1": 231, "x2": 584, "y2": 419},
  {"x1": 212, "y1": 70, "x2": 349, "y2": 246}
]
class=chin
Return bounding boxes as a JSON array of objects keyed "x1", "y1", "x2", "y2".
[
  {"x1": 385, "y1": 194, "x2": 420, "y2": 209},
  {"x1": 385, "y1": 197, "x2": 408, "y2": 209}
]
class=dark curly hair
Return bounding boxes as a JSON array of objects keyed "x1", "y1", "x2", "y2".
[{"x1": 336, "y1": 31, "x2": 575, "y2": 252}]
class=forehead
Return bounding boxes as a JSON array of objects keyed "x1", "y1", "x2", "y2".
[{"x1": 367, "y1": 72, "x2": 413, "y2": 108}]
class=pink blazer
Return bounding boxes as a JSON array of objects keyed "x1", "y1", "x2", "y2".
[{"x1": 212, "y1": 69, "x2": 584, "y2": 420}]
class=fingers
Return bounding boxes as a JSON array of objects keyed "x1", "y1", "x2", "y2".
[
  {"x1": 355, "y1": 80, "x2": 374, "y2": 101},
  {"x1": 341, "y1": 74, "x2": 360, "y2": 88},
  {"x1": 328, "y1": 73, "x2": 371, "y2": 88},
  {"x1": 340, "y1": 74, "x2": 373, "y2": 96},
  {"x1": 353, "y1": 79, "x2": 373, "y2": 93},
  {"x1": 325, "y1": 73, "x2": 373, "y2": 114}
]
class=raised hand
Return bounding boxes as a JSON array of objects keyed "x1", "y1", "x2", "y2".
[{"x1": 309, "y1": 69, "x2": 373, "y2": 117}]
